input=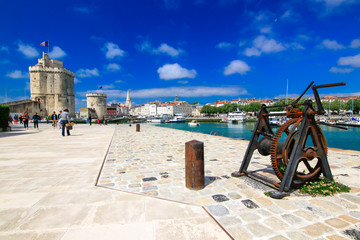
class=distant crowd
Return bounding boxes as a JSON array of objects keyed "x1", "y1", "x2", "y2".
[{"x1": 8, "y1": 110, "x2": 72, "y2": 136}]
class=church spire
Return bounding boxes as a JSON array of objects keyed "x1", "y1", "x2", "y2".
[{"x1": 125, "y1": 90, "x2": 132, "y2": 108}]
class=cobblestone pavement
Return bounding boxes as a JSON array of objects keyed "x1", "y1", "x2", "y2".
[{"x1": 98, "y1": 124, "x2": 360, "y2": 240}]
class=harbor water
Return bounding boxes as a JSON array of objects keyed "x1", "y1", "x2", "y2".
[{"x1": 153, "y1": 122, "x2": 360, "y2": 151}]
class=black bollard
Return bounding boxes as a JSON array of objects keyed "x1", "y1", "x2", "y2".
[{"x1": 136, "y1": 124, "x2": 140, "y2": 132}]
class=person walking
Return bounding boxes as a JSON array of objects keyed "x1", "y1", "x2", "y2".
[
  {"x1": 32, "y1": 112, "x2": 40, "y2": 128},
  {"x1": 59, "y1": 109, "x2": 71, "y2": 136},
  {"x1": 51, "y1": 111, "x2": 58, "y2": 128},
  {"x1": 22, "y1": 112, "x2": 29, "y2": 129},
  {"x1": 88, "y1": 115, "x2": 92, "y2": 126},
  {"x1": 19, "y1": 115, "x2": 23, "y2": 124}
]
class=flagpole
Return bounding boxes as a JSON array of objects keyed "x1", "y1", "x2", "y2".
[{"x1": 48, "y1": 40, "x2": 49, "y2": 55}]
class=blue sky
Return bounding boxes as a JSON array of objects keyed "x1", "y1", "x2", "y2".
[{"x1": 1, "y1": 0, "x2": 360, "y2": 111}]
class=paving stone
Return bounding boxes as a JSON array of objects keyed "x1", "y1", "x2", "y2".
[
  {"x1": 206, "y1": 205, "x2": 229, "y2": 216},
  {"x1": 245, "y1": 222, "x2": 273, "y2": 237},
  {"x1": 301, "y1": 223, "x2": 334, "y2": 237},
  {"x1": 339, "y1": 194, "x2": 360, "y2": 204},
  {"x1": 344, "y1": 228, "x2": 360, "y2": 239},
  {"x1": 263, "y1": 216, "x2": 290, "y2": 231},
  {"x1": 241, "y1": 199, "x2": 259, "y2": 209},
  {"x1": 326, "y1": 235, "x2": 350, "y2": 240},
  {"x1": 228, "y1": 192, "x2": 241, "y2": 199},
  {"x1": 286, "y1": 231, "x2": 312, "y2": 240},
  {"x1": 281, "y1": 214, "x2": 303, "y2": 225},
  {"x1": 339, "y1": 215, "x2": 360, "y2": 224},
  {"x1": 142, "y1": 186, "x2": 158, "y2": 191},
  {"x1": 238, "y1": 212, "x2": 261, "y2": 222},
  {"x1": 212, "y1": 194, "x2": 230, "y2": 202},
  {"x1": 325, "y1": 218, "x2": 350, "y2": 229},
  {"x1": 128, "y1": 184, "x2": 142, "y2": 188}
]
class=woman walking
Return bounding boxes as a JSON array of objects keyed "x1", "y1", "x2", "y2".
[{"x1": 59, "y1": 109, "x2": 71, "y2": 136}]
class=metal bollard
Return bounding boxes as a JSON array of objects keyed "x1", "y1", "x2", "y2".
[
  {"x1": 136, "y1": 124, "x2": 140, "y2": 132},
  {"x1": 185, "y1": 140, "x2": 205, "y2": 190}
]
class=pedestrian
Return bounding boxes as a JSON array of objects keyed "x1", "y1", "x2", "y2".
[
  {"x1": 59, "y1": 109, "x2": 71, "y2": 136},
  {"x1": 19, "y1": 115, "x2": 23, "y2": 124},
  {"x1": 51, "y1": 111, "x2": 58, "y2": 128},
  {"x1": 8, "y1": 115, "x2": 13, "y2": 125},
  {"x1": 58, "y1": 110, "x2": 62, "y2": 120},
  {"x1": 32, "y1": 112, "x2": 40, "y2": 128},
  {"x1": 22, "y1": 112, "x2": 29, "y2": 129},
  {"x1": 14, "y1": 114, "x2": 18, "y2": 124},
  {"x1": 89, "y1": 115, "x2": 92, "y2": 126}
]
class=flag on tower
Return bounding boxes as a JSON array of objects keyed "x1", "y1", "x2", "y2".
[{"x1": 40, "y1": 41, "x2": 49, "y2": 47}]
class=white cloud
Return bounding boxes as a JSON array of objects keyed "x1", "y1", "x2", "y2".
[
  {"x1": 76, "y1": 68, "x2": 100, "y2": 78},
  {"x1": 244, "y1": 35, "x2": 286, "y2": 57},
  {"x1": 281, "y1": 9, "x2": 293, "y2": 19},
  {"x1": 320, "y1": 39, "x2": 345, "y2": 50},
  {"x1": 139, "y1": 41, "x2": 184, "y2": 57},
  {"x1": 243, "y1": 47, "x2": 261, "y2": 57},
  {"x1": 6, "y1": 70, "x2": 29, "y2": 79},
  {"x1": 106, "y1": 63, "x2": 121, "y2": 72},
  {"x1": 350, "y1": 38, "x2": 360, "y2": 48},
  {"x1": 79, "y1": 86, "x2": 247, "y2": 98},
  {"x1": 17, "y1": 42, "x2": 39, "y2": 58},
  {"x1": 153, "y1": 43, "x2": 183, "y2": 57},
  {"x1": 115, "y1": 80, "x2": 124, "y2": 83},
  {"x1": 49, "y1": 46, "x2": 66, "y2": 59},
  {"x1": 157, "y1": 63, "x2": 196, "y2": 80},
  {"x1": 103, "y1": 42, "x2": 125, "y2": 59},
  {"x1": 329, "y1": 67, "x2": 354, "y2": 73},
  {"x1": 216, "y1": 42, "x2": 235, "y2": 49},
  {"x1": 338, "y1": 54, "x2": 360, "y2": 67},
  {"x1": 224, "y1": 60, "x2": 250, "y2": 75}
]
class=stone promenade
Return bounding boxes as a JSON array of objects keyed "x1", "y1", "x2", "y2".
[
  {"x1": 0, "y1": 123, "x2": 229, "y2": 240},
  {"x1": 1, "y1": 123, "x2": 360, "y2": 239},
  {"x1": 98, "y1": 124, "x2": 360, "y2": 240}
]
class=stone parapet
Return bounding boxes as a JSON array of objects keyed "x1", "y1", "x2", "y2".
[{"x1": 29, "y1": 65, "x2": 75, "y2": 77}]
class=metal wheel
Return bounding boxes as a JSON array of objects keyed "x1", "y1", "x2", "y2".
[{"x1": 270, "y1": 118, "x2": 327, "y2": 183}]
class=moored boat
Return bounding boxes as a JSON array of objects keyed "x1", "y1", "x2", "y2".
[{"x1": 188, "y1": 120, "x2": 200, "y2": 126}]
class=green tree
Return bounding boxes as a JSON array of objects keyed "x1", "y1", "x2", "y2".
[
  {"x1": 345, "y1": 99, "x2": 360, "y2": 114},
  {"x1": 192, "y1": 102, "x2": 199, "y2": 105},
  {"x1": 330, "y1": 100, "x2": 341, "y2": 113}
]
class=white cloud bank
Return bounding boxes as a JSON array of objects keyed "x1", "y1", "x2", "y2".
[
  {"x1": 49, "y1": 46, "x2": 67, "y2": 59},
  {"x1": 76, "y1": 68, "x2": 100, "y2": 78},
  {"x1": 244, "y1": 35, "x2": 286, "y2": 57},
  {"x1": 6, "y1": 70, "x2": 29, "y2": 79},
  {"x1": 224, "y1": 60, "x2": 250, "y2": 75},
  {"x1": 79, "y1": 86, "x2": 247, "y2": 98},
  {"x1": 338, "y1": 54, "x2": 360, "y2": 68},
  {"x1": 103, "y1": 42, "x2": 125, "y2": 59},
  {"x1": 17, "y1": 42, "x2": 39, "y2": 58},
  {"x1": 157, "y1": 63, "x2": 196, "y2": 80}
]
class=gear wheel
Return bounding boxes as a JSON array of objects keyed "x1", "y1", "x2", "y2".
[{"x1": 270, "y1": 118, "x2": 328, "y2": 184}]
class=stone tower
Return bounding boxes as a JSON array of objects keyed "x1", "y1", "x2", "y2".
[
  {"x1": 29, "y1": 52, "x2": 75, "y2": 116},
  {"x1": 125, "y1": 90, "x2": 132, "y2": 109},
  {"x1": 86, "y1": 93, "x2": 107, "y2": 119}
]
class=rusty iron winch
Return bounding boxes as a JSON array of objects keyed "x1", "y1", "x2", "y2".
[{"x1": 232, "y1": 81, "x2": 347, "y2": 193}]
